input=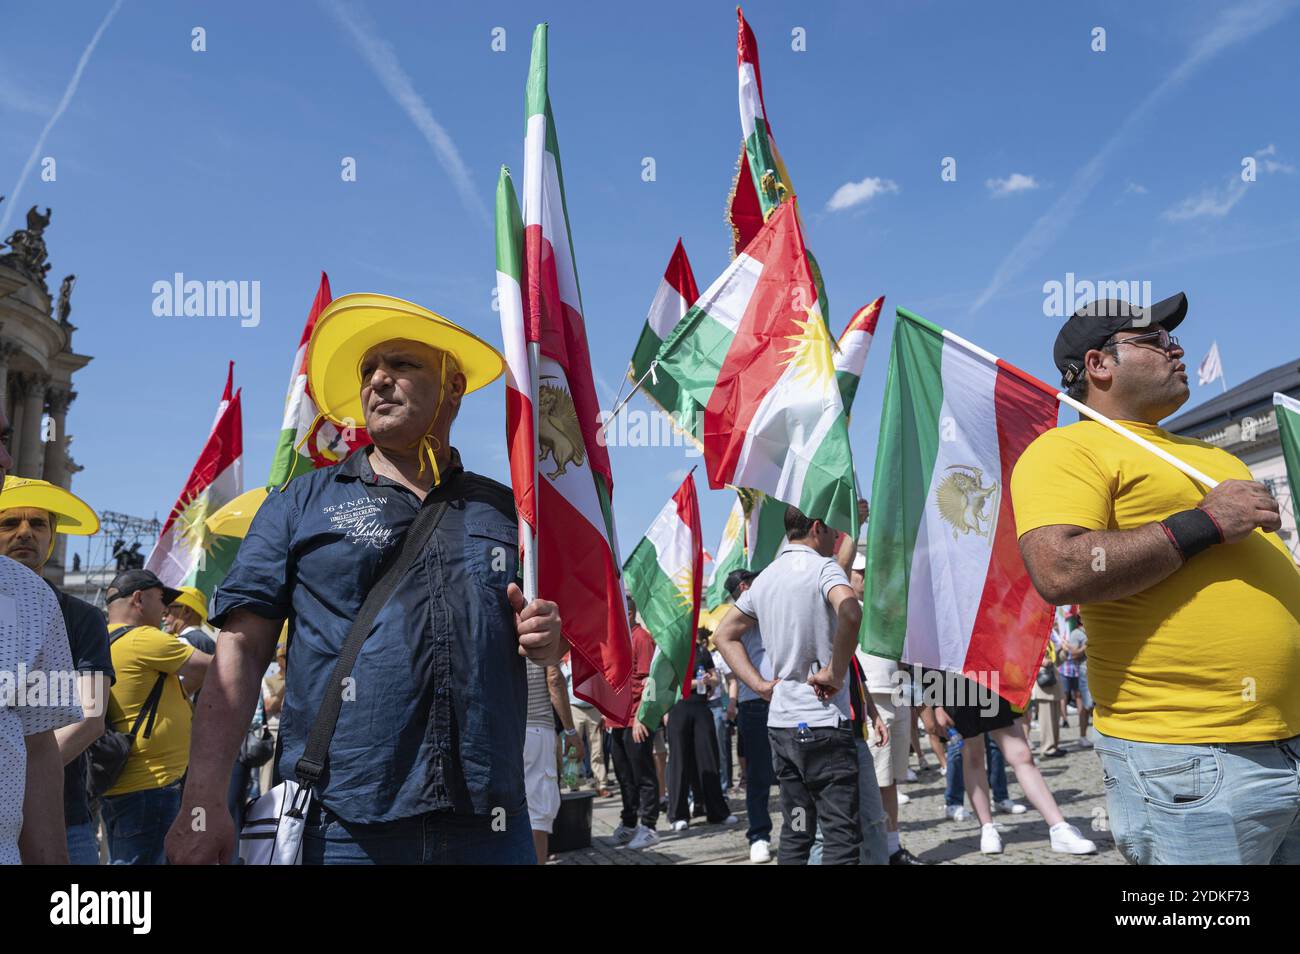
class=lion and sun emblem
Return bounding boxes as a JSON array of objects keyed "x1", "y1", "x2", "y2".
[
  {"x1": 537, "y1": 376, "x2": 587, "y2": 480},
  {"x1": 935, "y1": 464, "x2": 999, "y2": 540}
]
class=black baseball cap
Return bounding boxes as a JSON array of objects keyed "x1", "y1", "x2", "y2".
[
  {"x1": 105, "y1": 568, "x2": 181, "y2": 606},
  {"x1": 724, "y1": 569, "x2": 758, "y2": 598},
  {"x1": 1054, "y1": 291, "x2": 1188, "y2": 387}
]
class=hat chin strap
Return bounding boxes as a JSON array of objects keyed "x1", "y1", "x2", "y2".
[{"x1": 413, "y1": 351, "x2": 450, "y2": 488}]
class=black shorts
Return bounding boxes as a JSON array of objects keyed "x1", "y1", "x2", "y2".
[{"x1": 929, "y1": 671, "x2": 1022, "y2": 740}]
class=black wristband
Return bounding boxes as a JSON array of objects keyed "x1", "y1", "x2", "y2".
[{"x1": 1160, "y1": 509, "x2": 1223, "y2": 561}]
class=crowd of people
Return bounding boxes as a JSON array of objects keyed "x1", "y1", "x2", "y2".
[{"x1": 1, "y1": 288, "x2": 1297, "y2": 865}]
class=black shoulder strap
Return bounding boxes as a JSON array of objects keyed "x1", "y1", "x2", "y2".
[
  {"x1": 294, "y1": 475, "x2": 459, "y2": 789},
  {"x1": 108, "y1": 626, "x2": 168, "y2": 740}
]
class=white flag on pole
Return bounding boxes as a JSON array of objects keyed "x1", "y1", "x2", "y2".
[{"x1": 1198, "y1": 341, "x2": 1224, "y2": 388}]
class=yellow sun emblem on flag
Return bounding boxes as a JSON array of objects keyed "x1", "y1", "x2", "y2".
[
  {"x1": 671, "y1": 566, "x2": 695, "y2": 610},
  {"x1": 176, "y1": 494, "x2": 215, "y2": 559},
  {"x1": 722, "y1": 506, "x2": 742, "y2": 548},
  {"x1": 781, "y1": 307, "x2": 837, "y2": 390}
]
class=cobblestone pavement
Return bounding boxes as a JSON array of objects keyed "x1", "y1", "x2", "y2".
[{"x1": 551, "y1": 725, "x2": 1123, "y2": 865}]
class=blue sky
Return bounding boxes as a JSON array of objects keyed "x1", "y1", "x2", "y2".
[{"x1": 3, "y1": 0, "x2": 1298, "y2": 571}]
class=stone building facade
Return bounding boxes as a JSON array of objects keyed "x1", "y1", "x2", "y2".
[{"x1": 0, "y1": 202, "x2": 92, "y2": 585}]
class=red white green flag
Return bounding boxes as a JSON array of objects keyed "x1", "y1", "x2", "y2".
[
  {"x1": 628, "y1": 239, "x2": 703, "y2": 445},
  {"x1": 862, "y1": 308, "x2": 1059, "y2": 707},
  {"x1": 623, "y1": 472, "x2": 703, "y2": 729},
  {"x1": 267, "y1": 271, "x2": 369, "y2": 487},
  {"x1": 835, "y1": 296, "x2": 884, "y2": 417},
  {"x1": 146, "y1": 362, "x2": 243, "y2": 596},
  {"x1": 521, "y1": 23, "x2": 632, "y2": 721},
  {"x1": 704, "y1": 493, "x2": 745, "y2": 610},
  {"x1": 655, "y1": 200, "x2": 857, "y2": 537}
]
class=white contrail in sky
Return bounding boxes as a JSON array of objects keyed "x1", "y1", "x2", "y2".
[
  {"x1": 322, "y1": 0, "x2": 490, "y2": 228},
  {"x1": 0, "y1": 0, "x2": 124, "y2": 235},
  {"x1": 970, "y1": 0, "x2": 1297, "y2": 314}
]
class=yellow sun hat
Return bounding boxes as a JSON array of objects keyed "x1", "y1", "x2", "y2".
[
  {"x1": 306, "y1": 293, "x2": 505, "y2": 430},
  {"x1": 170, "y1": 585, "x2": 208, "y2": 624},
  {"x1": 204, "y1": 486, "x2": 268, "y2": 539},
  {"x1": 0, "y1": 477, "x2": 99, "y2": 535}
]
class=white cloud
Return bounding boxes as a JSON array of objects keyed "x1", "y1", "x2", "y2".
[
  {"x1": 825, "y1": 176, "x2": 899, "y2": 212},
  {"x1": 1163, "y1": 144, "x2": 1294, "y2": 221},
  {"x1": 0, "y1": 0, "x2": 123, "y2": 235},
  {"x1": 970, "y1": 0, "x2": 1298, "y2": 313},
  {"x1": 985, "y1": 173, "x2": 1040, "y2": 198},
  {"x1": 1125, "y1": 181, "x2": 1149, "y2": 194},
  {"x1": 666, "y1": 468, "x2": 690, "y2": 484},
  {"x1": 322, "y1": 0, "x2": 490, "y2": 228},
  {"x1": 0, "y1": 81, "x2": 50, "y2": 116}
]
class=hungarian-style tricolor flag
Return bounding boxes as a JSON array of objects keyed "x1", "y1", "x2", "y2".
[
  {"x1": 623, "y1": 472, "x2": 703, "y2": 729},
  {"x1": 629, "y1": 239, "x2": 703, "y2": 445},
  {"x1": 743, "y1": 488, "x2": 788, "y2": 574},
  {"x1": 861, "y1": 308, "x2": 1059, "y2": 707},
  {"x1": 146, "y1": 362, "x2": 244, "y2": 595},
  {"x1": 1275, "y1": 392, "x2": 1300, "y2": 528},
  {"x1": 835, "y1": 296, "x2": 884, "y2": 417},
  {"x1": 495, "y1": 167, "x2": 535, "y2": 531},
  {"x1": 655, "y1": 200, "x2": 856, "y2": 536},
  {"x1": 519, "y1": 23, "x2": 632, "y2": 720},
  {"x1": 268, "y1": 272, "x2": 370, "y2": 487},
  {"x1": 704, "y1": 493, "x2": 745, "y2": 610}
]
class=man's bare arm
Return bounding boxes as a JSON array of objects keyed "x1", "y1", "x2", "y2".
[
  {"x1": 824, "y1": 584, "x2": 862, "y2": 683},
  {"x1": 54, "y1": 671, "x2": 107, "y2": 765},
  {"x1": 546, "y1": 665, "x2": 575, "y2": 732},
  {"x1": 19, "y1": 730, "x2": 68, "y2": 864},
  {"x1": 176, "y1": 648, "x2": 213, "y2": 693},
  {"x1": 713, "y1": 607, "x2": 766, "y2": 696},
  {"x1": 1019, "y1": 524, "x2": 1182, "y2": 604}
]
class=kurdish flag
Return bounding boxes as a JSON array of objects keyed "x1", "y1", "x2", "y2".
[
  {"x1": 623, "y1": 472, "x2": 703, "y2": 729},
  {"x1": 520, "y1": 23, "x2": 632, "y2": 721},
  {"x1": 743, "y1": 488, "x2": 788, "y2": 574},
  {"x1": 146, "y1": 362, "x2": 243, "y2": 595},
  {"x1": 835, "y1": 296, "x2": 884, "y2": 417},
  {"x1": 1275, "y1": 392, "x2": 1300, "y2": 532},
  {"x1": 655, "y1": 200, "x2": 856, "y2": 537},
  {"x1": 704, "y1": 494, "x2": 745, "y2": 610},
  {"x1": 628, "y1": 239, "x2": 703, "y2": 445},
  {"x1": 268, "y1": 272, "x2": 369, "y2": 487},
  {"x1": 862, "y1": 309, "x2": 1059, "y2": 707}
]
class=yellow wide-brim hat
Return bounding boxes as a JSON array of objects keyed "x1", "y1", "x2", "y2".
[
  {"x1": 306, "y1": 293, "x2": 505, "y2": 429},
  {"x1": 0, "y1": 477, "x2": 99, "y2": 535},
  {"x1": 204, "y1": 486, "x2": 268, "y2": 539},
  {"x1": 171, "y1": 585, "x2": 208, "y2": 623}
]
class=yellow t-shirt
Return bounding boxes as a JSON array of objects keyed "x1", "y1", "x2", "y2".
[
  {"x1": 1010, "y1": 420, "x2": 1300, "y2": 744},
  {"x1": 105, "y1": 625, "x2": 196, "y2": 796}
]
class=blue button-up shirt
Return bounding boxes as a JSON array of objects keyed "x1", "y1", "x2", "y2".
[{"x1": 211, "y1": 447, "x2": 525, "y2": 824}]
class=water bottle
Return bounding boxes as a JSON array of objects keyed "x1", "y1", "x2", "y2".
[
  {"x1": 695, "y1": 666, "x2": 708, "y2": 696},
  {"x1": 946, "y1": 727, "x2": 964, "y2": 752},
  {"x1": 562, "y1": 752, "x2": 580, "y2": 790},
  {"x1": 795, "y1": 721, "x2": 813, "y2": 744}
]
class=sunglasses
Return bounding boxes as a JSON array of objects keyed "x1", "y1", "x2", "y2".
[{"x1": 1112, "y1": 328, "x2": 1181, "y2": 355}]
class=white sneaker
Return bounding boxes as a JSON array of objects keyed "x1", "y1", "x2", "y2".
[
  {"x1": 939, "y1": 766, "x2": 947, "y2": 777},
  {"x1": 1077, "y1": 737, "x2": 1094, "y2": 749},
  {"x1": 905, "y1": 768, "x2": 919, "y2": 782},
  {"x1": 994, "y1": 798, "x2": 1027, "y2": 815},
  {"x1": 671, "y1": 820, "x2": 689, "y2": 832},
  {"x1": 626, "y1": 825, "x2": 660, "y2": 850},
  {"x1": 611, "y1": 824, "x2": 635, "y2": 845},
  {"x1": 749, "y1": 840, "x2": 772, "y2": 863},
  {"x1": 980, "y1": 823, "x2": 1003, "y2": 854},
  {"x1": 944, "y1": 805, "x2": 970, "y2": 822},
  {"x1": 722, "y1": 814, "x2": 739, "y2": 825},
  {"x1": 1050, "y1": 822, "x2": 1097, "y2": 855},
  {"x1": 897, "y1": 791, "x2": 911, "y2": 805}
]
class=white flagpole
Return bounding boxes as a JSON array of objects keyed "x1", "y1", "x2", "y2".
[{"x1": 522, "y1": 340, "x2": 540, "y2": 602}]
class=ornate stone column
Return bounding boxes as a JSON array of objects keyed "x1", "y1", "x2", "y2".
[
  {"x1": 17, "y1": 372, "x2": 49, "y2": 479},
  {"x1": 0, "y1": 339, "x2": 21, "y2": 420},
  {"x1": 43, "y1": 387, "x2": 73, "y2": 488}
]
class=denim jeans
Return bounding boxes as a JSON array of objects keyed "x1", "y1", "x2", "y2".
[
  {"x1": 1094, "y1": 730, "x2": 1300, "y2": 864},
  {"x1": 808, "y1": 738, "x2": 890, "y2": 865},
  {"x1": 710, "y1": 701, "x2": 732, "y2": 788},
  {"x1": 66, "y1": 821, "x2": 100, "y2": 865},
  {"x1": 737, "y1": 700, "x2": 773, "y2": 843},
  {"x1": 101, "y1": 780, "x2": 183, "y2": 865},
  {"x1": 302, "y1": 803, "x2": 536, "y2": 864},
  {"x1": 944, "y1": 733, "x2": 1009, "y2": 807},
  {"x1": 770, "y1": 725, "x2": 860, "y2": 865}
]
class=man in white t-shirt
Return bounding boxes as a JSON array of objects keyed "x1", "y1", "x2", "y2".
[
  {"x1": 0, "y1": 411, "x2": 83, "y2": 864},
  {"x1": 714, "y1": 507, "x2": 863, "y2": 865}
]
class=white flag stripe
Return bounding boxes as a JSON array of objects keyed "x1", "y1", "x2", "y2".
[
  {"x1": 738, "y1": 62, "x2": 762, "y2": 138},
  {"x1": 645, "y1": 277, "x2": 689, "y2": 340},
  {"x1": 1198, "y1": 341, "x2": 1223, "y2": 386},
  {"x1": 496, "y1": 268, "x2": 529, "y2": 394},
  {"x1": 698, "y1": 254, "x2": 764, "y2": 336},
  {"x1": 903, "y1": 340, "x2": 1001, "y2": 670}
]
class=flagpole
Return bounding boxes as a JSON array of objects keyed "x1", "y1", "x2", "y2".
[
  {"x1": 597, "y1": 360, "x2": 659, "y2": 441},
  {"x1": 523, "y1": 341, "x2": 540, "y2": 602}
]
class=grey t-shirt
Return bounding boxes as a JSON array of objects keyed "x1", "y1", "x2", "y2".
[{"x1": 734, "y1": 543, "x2": 853, "y2": 729}]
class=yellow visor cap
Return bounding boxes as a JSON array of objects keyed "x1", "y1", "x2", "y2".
[
  {"x1": 306, "y1": 293, "x2": 505, "y2": 429},
  {"x1": 171, "y1": 585, "x2": 208, "y2": 623},
  {"x1": 0, "y1": 477, "x2": 99, "y2": 535}
]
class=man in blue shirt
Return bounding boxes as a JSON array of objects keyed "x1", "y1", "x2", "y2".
[{"x1": 165, "y1": 295, "x2": 565, "y2": 865}]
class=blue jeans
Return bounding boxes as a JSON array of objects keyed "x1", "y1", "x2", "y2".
[
  {"x1": 945, "y1": 734, "x2": 1009, "y2": 806},
  {"x1": 101, "y1": 780, "x2": 183, "y2": 865},
  {"x1": 67, "y1": 820, "x2": 100, "y2": 865},
  {"x1": 737, "y1": 700, "x2": 773, "y2": 843},
  {"x1": 808, "y1": 738, "x2": 890, "y2": 865},
  {"x1": 302, "y1": 803, "x2": 536, "y2": 864},
  {"x1": 710, "y1": 702, "x2": 732, "y2": 788},
  {"x1": 1094, "y1": 730, "x2": 1300, "y2": 864}
]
